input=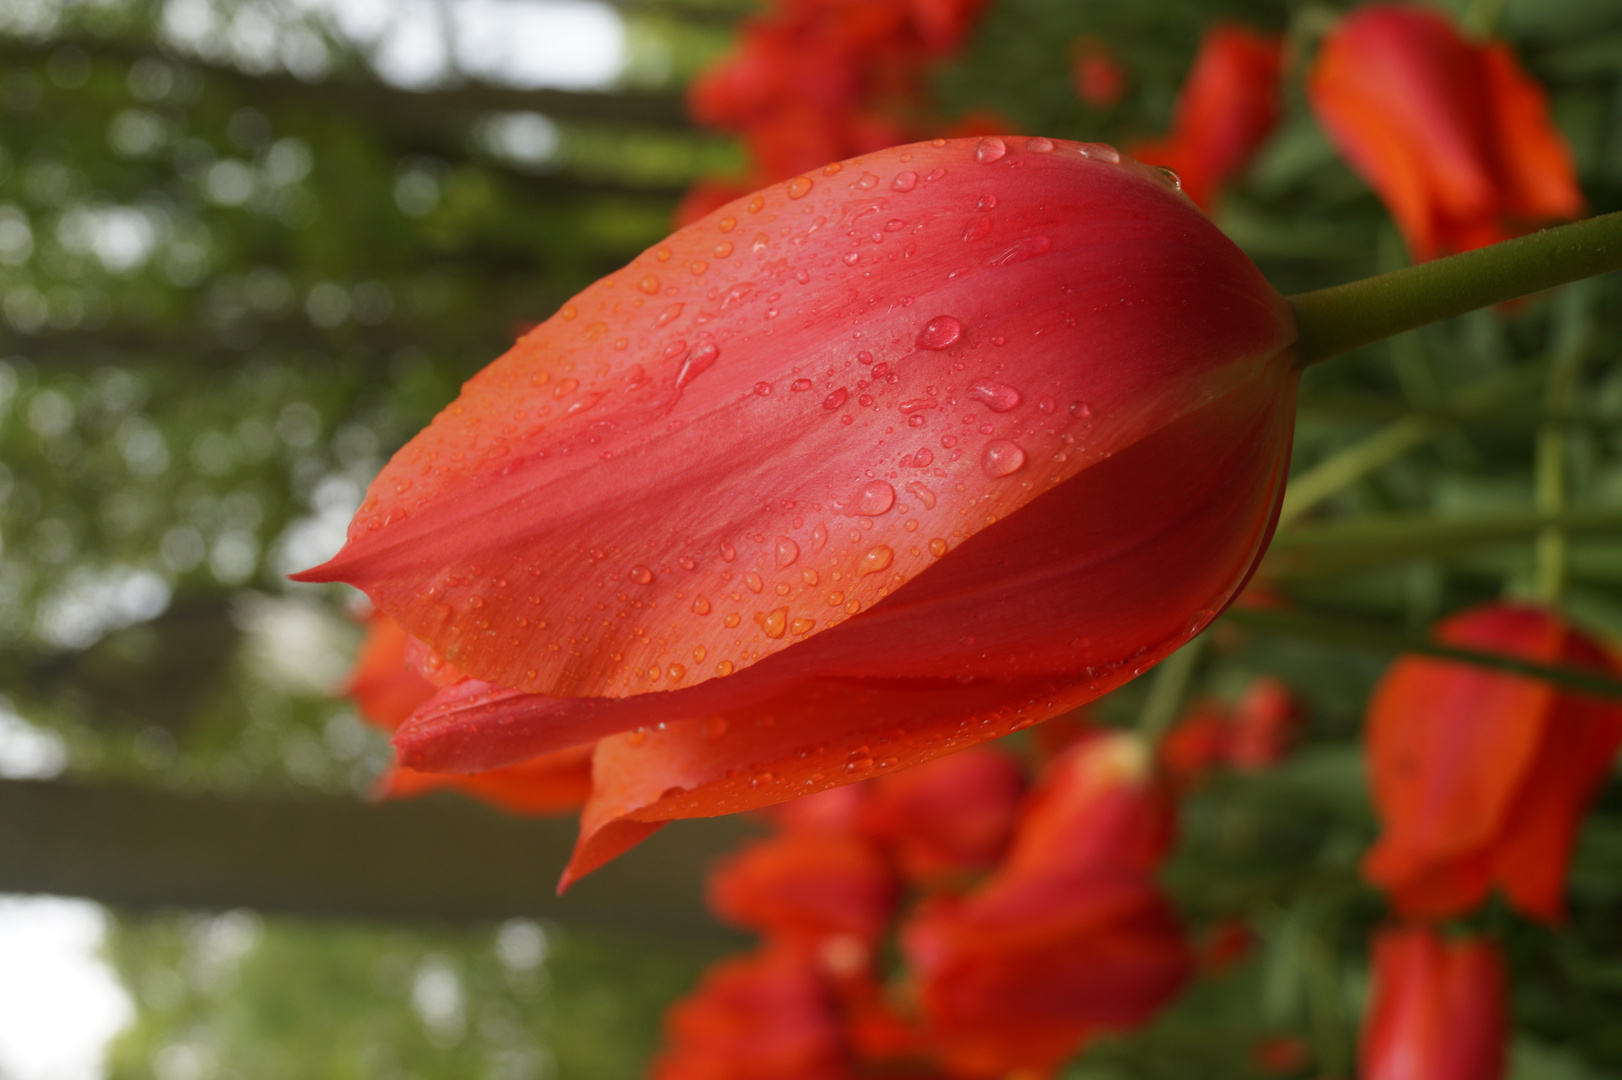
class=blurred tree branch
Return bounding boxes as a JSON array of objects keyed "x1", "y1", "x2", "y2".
[{"x1": 0, "y1": 776, "x2": 752, "y2": 935}]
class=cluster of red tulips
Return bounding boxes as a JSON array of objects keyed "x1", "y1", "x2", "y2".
[{"x1": 314, "y1": 0, "x2": 1622, "y2": 1076}]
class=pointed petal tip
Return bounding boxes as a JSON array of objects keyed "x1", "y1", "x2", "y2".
[{"x1": 287, "y1": 553, "x2": 349, "y2": 585}]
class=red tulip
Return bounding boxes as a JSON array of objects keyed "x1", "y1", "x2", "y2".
[
  {"x1": 900, "y1": 733, "x2": 1190, "y2": 1077},
  {"x1": 1070, "y1": 36, "x2": 1127, "y2": 108},
  {"x1": 862, "y1": 747, "x2": 1025, "y2": 888},
  {"x1": 345, "y1": 613, "x2": 592, "y2": 816},
  {"x1": 1225, "y1": 675, "x2": 1299, "y2": 770},
  {"x1": 708, "y1": 830, "x2": 899, "y2": 952},
  {"x1": 654, "y1": 946, "x2": 853, "y2": 1080},
  {"x1": 1360, "y1": 928, "x2": 1506, "y2": 1080},
  {"x1": 1128, "y1": 24, "x2": 1285, "y2": 210},
  {"x1": 1158, "y1": 697, "x2": 1231, "y2": 787},
  {"x1": 296, "y1": 137, "x2": 1299, "y2": 883},
  {"x1": 1364, "y1": 603, "x2": 1622, "y2": 922},
  {"x1": 1306, "y1": 5, "x2": 1582, "y2": 261}
]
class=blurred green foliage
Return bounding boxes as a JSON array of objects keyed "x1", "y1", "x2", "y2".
[{"x1": 2, "y1": 0, "x2": 1622, "y2": 1076}]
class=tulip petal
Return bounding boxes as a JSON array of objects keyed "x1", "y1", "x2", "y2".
[
  {"x1": 378, "y1": 745, "x2": 593, "y2": 815},
  {"x1": 394, "y1": 357, "x2": 1295, "y2": 778},
  {"x1": 708, "y1": 831, "x2": 899, "y2": 943},
  {"x1": 1363, "y1": 604, "x2": 1560, "y2": 915},
  {"x1": 1362, "y1": 929, "x2": 1506, "y2": 1080},
  {"x1": 296, "y1": 138, "x2": 1292, "y2": 702},
  {"x1": 1479, "y1": 43, "x2": 1585, "y2": 222}
]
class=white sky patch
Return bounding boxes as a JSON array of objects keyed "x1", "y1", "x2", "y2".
[
  {"x1": 0, "y1": 697, "x2": 67, "y2": 780},
  {"x1": 0, "y1": 896, "x2": 134, "y2": 1080},
  {"x1": 35, "y1": 565, "x2": 172, "y2": 651}
]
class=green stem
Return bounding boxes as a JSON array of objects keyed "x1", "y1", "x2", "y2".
[
  {"x1": 1135, "y1": 634, "x2": 1208, "y2": 746},
  {"x1": 1290, "y1": 212, "x2": 1622, "y2": 367},
  {"x1": 1531, "y1": 284, "x2": 1594, "y2": 603}
]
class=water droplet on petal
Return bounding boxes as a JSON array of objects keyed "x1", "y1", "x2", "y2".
[
  {"x1": 985, "y1": 236, "x2": 1053, "y2": 267},
  {"x1": 717, "y1": 660, "x2": 735, "y2": 676},
  {"x1": 1038, "y1": 397, "x2": 1056, "y2": 414},
  {"x1": 792, "y1": 378, "x2": 813, "y2": 392},
  {"x1": 1157, "y1": 166, "x2": 1181, "y2": 190},
  {"x1": 667, "y1": 663, "x2": 686, "y2": 683},
  {"x1": 916, "y1": 316, "x2": 962, "y2": 350},
  {"x1": 981, "y1": 439, "x2": 1026, "y2": 478},
  {"x1": 962, "y1": 217, "x2": 992, "y2": 242},
  {"x1": 928, "y1": 538, "x2": 948, "y2": 557},
  {"x1": 1078, "y1": 142, "x2": 1120, "y2": 163},
  {"x1": 675, "y1": 342, "x2": 720, "y2": 391},
  {"x1": 823, "y1": 387, "x2": 848, "y2": 410},
  {"x1": 1028, "y1": 136, "x2": 1054, "y2": 153},
  {"x1": 637, "y1": 274, "x2": 659, "y2": 294},
  {"x1": 859, "y1": 546, "x2": 894, "y2": 576},
  {"x1": 884, "y1": 218, "x2": 906, "y2": 232},
  {"x1": 975, "y1": 137, "x2": 1007, "y2": 163},
  {"x1": 911, "y1": 447, "x2": 934, "y2": 467},
  {"x1": 761, "y1": 607, "x2": 788, "y2": 638},
  {"x1": 787, "y1": 176, "x2": 812, "y2": 199},
  {"x1": 755, "y1": 381, "x2": 772, "y2": 395},
  {"x1": 892, "y1": 171, "x2": 918, "y2": 192},
  {"x1": 967, "y1": 378, "x2": 1023, "y2": 412},
  {"x1": 855, "y1": 480, "x2": 896, "y2": 515},
  {"x1": 790, "y1": 617, "x2": 815, "y2": 636},
  {"x1": 719, "y1": 216, "x2": 737, "y2": 232},
  {"x1": 857, "y1": 173, "x2": 879, "y2": 190},
  {"x1": 692, "y1": 595, "x2": 712, "y2": 615},
  {"x1": 842, "y1": 251, "x2": 860, "y2": 266},
  {"x1": 629, "y1": 564, "x2": 655, "y2": 585},
  {"x1": 775, "y1": 537, "x2": 800, "y2": 569},
  {"x1": 904, "y1": 479, "x2": 937, "y2": 509},
  {"x1": 976, "y1": 194, "x2": 997, "y2": 210},
  {"x1": 746, "y1": 572, "x2": 764, "y2": 593},
  {"x1": 721, "y1": 543, "x2": 737, "y2": 561}
]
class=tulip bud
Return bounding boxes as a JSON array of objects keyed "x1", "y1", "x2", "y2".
[
  {"x1": 900, "y1": 733, "x2": 1190, "y2": 1077},
  {"x1": 1307, "y1": 5, "x2": 1582, "y2": 260},
  {"x1": 1129, "y1": 24, "x2": 1285, "y2": 210},
  {"x1": 1364, "y1": 603, "x2": 1622, "y2": 922},
  {"x1": 298, "y1": 137, "x2": 1297, "y2": 881},
  {"x1": 1361, "y1": 928, "x2": 1506, "y2": 1080},
  {"x1": 708, "y1": 830, "x2": 899, "y2": 951}
]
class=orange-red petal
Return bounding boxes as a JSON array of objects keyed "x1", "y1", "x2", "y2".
[
  {"x1": 1360, "y1": 928, "x2": 1506, "y2": 1080},
  {"x1": 708, "y1": 831, "x2": 899, "y2": 945},
  {"x1": 377, "y1": 745, "x2": 593, "y2": 816}
]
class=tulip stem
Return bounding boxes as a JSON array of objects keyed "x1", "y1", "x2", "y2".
[
  {"x1": 1135, "y1": 634, "x2": 1208, "y2": 745},
  {"x1": 1289, "y1": 211, "x2": 1622, "y2": 367}
]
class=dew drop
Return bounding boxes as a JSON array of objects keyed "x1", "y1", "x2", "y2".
[
  {"x1": 842, "y1": 251, "x2": 860, "y2": 266},
  {"x1": 717, "y1": 660, "x2": 735, "y2": 676},
  {"x1": 787, "y1": 176, "x2": 812, "y2": 199},
  {"x1": 961, "y1": 217, "x2": 992, "y2": 242},
  {"x1": 675, "y1": 342, "x2": 720, "y2": 391},
  {"x1": 904, "y1": 479, "x2": 937, "y2": 509},
  {"x1": 693, "y1": 645, "x2": 707, "y2": 663},
  {"x1": 916, "y1": 316, "x2": 962, "y2": 351},
  {"x1": 775, "y1": 537, "x2": 800, "y2": 569},
  {"x1": 724, "y1": 612, "x2": 741, "y2": 628},
  {"x1": 981, "y1": 439, "x2": 1026, "y2": 478},
  {"x1": 1157, "y1": 166, "x2": 1182, "y2": 190},
  {"x1": 1038, "y1": 397, "x2": 1056, "y2": 414},
  {"x1": 693, "y1": 595, "x2": 712, "y2": 615},
  {"x1": 637, "y1": 274, "x2": 659, "y2": 294},
  {"x1": 966, "y1": 378, "x2": 1023, "y2": 413},
  {"x1": 560, "y1": 304, "x2": 577, "y2": 320},
  {"x1": 667, "y1": 663, "x2": 686, "y2": 683},
  {"x1": 975, "y1": 194, "x2": 998, "y2": 211},
  {"x1": 859, "y1": 546, "x2": 894, "y2": 576},
  {"x1": 791, "y1": 378, "x2": 813, "y2": 392},
  {"x1": 823, "y1": 387, "x2": 848, "y2": 410},
  {"x1": 975, "y1": 137, "x2": 1007, "y2": 163},
  {"x1": 714, "y1": 240, "x2": 734, "y2": 258},
  {"x1": 857, "y1": 173, "x2": 879, "y2": 190},
  {"x1": 719, "y1": 216, "x2": 737, "y2": 232},
  {"x1": 1028, "y1": 136, "x2": 1054, "y2": 153},
  {"x1": 801, "y1": 568, "x2": 819, "y2": 585},
  {"x1": 629, "y1": 564, "x2": 655, "y2": 585},
  {"x1": 855, "y1": 480, "x2": 896, "y2": 516},
  {"x1": 755, "y1": 381, "x2": 772, "y2": 395},
  {"x1": 721, "y1": 543, "x2": 737, "y2": 561},
  {"x1": 929, "y1": 538, "x2": 948, "y2": 558},
  {"x1": 811, "y1": 523, "x2": 829, "y2": 552},
  {"x1": 911, "y1": 447, "x2": 935, "y2": 467},
  {"x1": 790, "y1": 617, "x2": 816, "y2": 636},
  {"x1": 892, "y1": 171, "x2": 918, "y2": 192},
  {"x1": 1078, "y1": 142, "x2": 1120, "y2": 164},
  {"x1": 746, "y1": 572, "x2": 764, "y2": 593},
  {"x1": 884, "y1": 218, "x2": 906, "y2": 232},
  {"x1": 762, "y1": 607, "x2": 789, "y2": 638},
  {"x1": 655, "y1": 303, "x2": 684, "y2": 327},
  {"x1": 927, "y1": 168, "x2": 946, "y2": 181}
]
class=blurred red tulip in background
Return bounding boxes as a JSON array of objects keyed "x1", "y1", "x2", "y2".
[
  {"x1": 654, "y1": 946, "x2": 854, "y2": 1080},
  {"x1": 1070, "y1": 36, "x2": 1128, "y2": 108},
  {"x1": 708, "y1": 829, "x2": 899, "y2": 952},
  {"x1": 1129, "y1": 23, "x2": 1284, "y2": 210},
  {"x1": 1307, "y1": 4, "x2": 1582, "y2": 260},
  {"x1": 1361, "y1": 928, "x2": 1506, "y2": 1080},
  {"x1": 901, "y1": 733, "x2": 1190, "y2": 1077},
  {"x1": 299, "y1": 138, "x2": 1299, "y2": 882},
  {"x1": 1363, "y1": 603, "x2": 1622, "y2": 922},
  {"x1": 862, "y1": 747, "x2": 1025, "y2": 888}
]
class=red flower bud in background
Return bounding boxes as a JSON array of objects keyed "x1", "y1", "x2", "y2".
[
  {"x1": 1361, "y1": 928, "x2": 1506, "y2": 1080},
  {"x1": 1070, "y1": 36, "x2": 1128, "y2": 108},
  {"x1": 298, "y1": 137, "x2": 1299, "y2": 884},
  {"x1": 654, "y1": 946, "x2": 854, "y2": 1080},
  {"x1": 862, "y1": 747, "x2": 1025, "y2": 889},
  {"x1": 1128, "y1": 24, "x2": 1285, "y2": 210},
  {"x1": 901, "y1": 733, "x2": 1190, "y2": 1077},
  {"x1": 1363, "y1": 603, "x2": 1622, "y2": 922},
  {"x1": 1307, "y1": 5, "x2": 1583, "y2": 261},
  {"x1": 1226, "y1": 675, "x2": 1299, "y2": 770},
  {"x1": 344, "y1": 613, "x2": 592, "y2": 816},
  {"x1": 708, "y1": 830, "x2": 899, "y2": 956}
]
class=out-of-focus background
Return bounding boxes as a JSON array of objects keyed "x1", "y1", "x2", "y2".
[{"x1": 2, "y1": 0, "x2": 1622, "y2": 1077}]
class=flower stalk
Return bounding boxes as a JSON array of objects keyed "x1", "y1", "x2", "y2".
[{"x1": 1290, "y1": 211, "x2": 1622, "y2": 367}]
